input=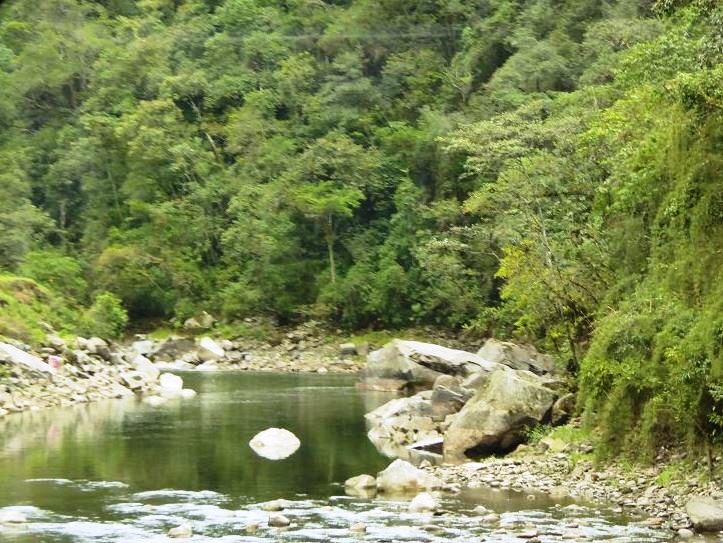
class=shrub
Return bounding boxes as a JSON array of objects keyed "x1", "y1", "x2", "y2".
[{"x1": 81, "y1": 292, "x2": 129, "y2": 339}]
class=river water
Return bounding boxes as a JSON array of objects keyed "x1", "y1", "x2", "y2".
[{"x1": 0, "y1": 372, "x2": 673, "y2": 542}]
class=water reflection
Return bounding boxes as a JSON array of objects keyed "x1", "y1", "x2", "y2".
[{"x1": 0, "y1": 372, "x2": 679, "y2": 542}]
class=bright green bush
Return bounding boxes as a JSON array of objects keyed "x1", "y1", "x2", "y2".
[{"x1": 80, "y1": 292, "x2": 129, "y2": 340}]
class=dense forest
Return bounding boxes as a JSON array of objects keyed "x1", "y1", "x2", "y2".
[{"x1": 0, "y1": 0, "x2": 720, "y2": 457}]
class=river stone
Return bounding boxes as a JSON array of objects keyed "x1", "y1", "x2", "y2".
[
  {"x1": 365, "y1": 392, "x2": 442, "y2": 459},
  {"x1": 183, "y1": 311, "x2": 215, "y2": 331},
  {"x1": 551, "y1": 393, "x2": 576, "y2": 425},
  {"x1": 132, "y1": 354, "x2": 160, "y2": 382},
  {"x1": 153, "y1": 337, "x2": 197, "y2": 362},
  {"x1": 132, "y1": 340, "x2": 155, "y2": 356},
  {"x1": 261, "y1": 500, "x2": 285, "y2": 511},
  {"x1": 159, "y1": 372, "x2": 184, "y2": 398},
  {"x1": 444, "y1": 368, "x2": 557, "y2": 461},
  {"x1": 339, "y1": 343, "x2": 357, "y2": 356},
  {"x1": 361, "y1": 340, "x2": 502, "y2": 391},
  {"x1": 0, "y1": 343, "x2": 55, "y2": 374},
  {"x1": 268, "y1": 513, "x2": 291, "y2": 527},
  {"x1": 85, "y1": 337, "x2": 111, "y2": 361},
  {"x1": 198, "y1": 337, "x2": 225, "y2": 361},
  {"x1": 168, "y1": 523, "x2": 193, "y2": 538},
  {"x1": 349, "y1": 522, "x2": 367, "y2": 533},
  {"x1": 119, "y1": 370, "x2": 146, "y2": 390},
  {"x1": 376, "y1": 459, "x2": 442, "y2": 494},
  {"x1": 409, "y1": 492, "x2": 438, "y2": 513},
  {"x1": 344, "y1": 474, "x2": 377, "y2": 497},
  {"x1": 180, "y1": 388, "x2": 197, "y2": 399},
  {"x1": 249, "y1": 428, "x2": 301, "y2": 460},
  {"x1": 477, "y1": 338, "x2": 555, "y2": 375},
  {"x1": 686, "y1": 496, "x2": 723, "y2": 532},
  {"x1": 0, "y1": 509, "x2": 27, "y2": 523}
]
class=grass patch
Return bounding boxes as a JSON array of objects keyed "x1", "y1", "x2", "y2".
[{"x1": 0, "y1": 274, "x2": 80, "y2": 345}]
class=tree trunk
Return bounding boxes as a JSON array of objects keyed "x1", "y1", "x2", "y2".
[{"x1": 326, "y1": 214, "x2": 336, "y2": 284}]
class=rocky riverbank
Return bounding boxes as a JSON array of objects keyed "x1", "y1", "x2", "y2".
[
  {"x1": 0, "y1": 323, "x2": 368, "y2": 417},
  {"x1": 423, "y1": 438, "x2": 723, "y2": 538},
  {"x1": 355, "y1": 337, "x2": 723, "y2": 538}
]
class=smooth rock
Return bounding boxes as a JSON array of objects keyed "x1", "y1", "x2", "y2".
[
  {"x1": 409, "y1": 492, "x2": 438, "y2": 513},
  {"x1": 168, "y1": 523, "x2": 193, "y2": 538},
  {"x1": 268, "y1": 513, "x2": 290, "y2": 527},
  {"x1": 0, "y1": 343, "x2": 54, "y2": 374},
  {"x1": 132, "y1": 354, "x2": 160, "y2": 382},
  {"x1": 159, "y1": 372, "x2": 184, "y2": 398},
  {"x1": 132, "y1": 340, "x2": 155, "y2": 356},
  {"x1": 344, "y1": 474, "x2": 377, "y2": 497},
  {"x1": 180, "y1": 388, "x2": 197, "y2": 399},
  {"x1": 349, "y1": 522, "x2": 367, "y2": 533},
  {"x1": 376, "y1": 459, "x2": 442, "y2": 494},
  {"x1": 249, "y1": 428, "x2": 301, "y2": 460},
  {"x1": 198, "y1": 337, "x2": 225, "y2": 361},
  {"x1": 686, "y1": 496, "x2": 723, "y2": 532}
]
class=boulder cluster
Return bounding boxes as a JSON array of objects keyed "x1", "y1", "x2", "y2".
[{"x1": 361, "y1": 339, "x2": 570, "y2": 463}]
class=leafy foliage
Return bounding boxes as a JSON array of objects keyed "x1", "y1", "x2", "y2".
[{"x1": 0, "y1": 0, "x2": 720, "y2": 453}]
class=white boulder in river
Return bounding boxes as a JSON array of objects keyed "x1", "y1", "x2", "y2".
[
  {"x1": 249, "y1": 428, "x2": 301, "y2": 460},
  {"x1": 376, "y1": 459, "x2": 442, "y2": 494},
  {"x1": 159, "y1": 373, "x2": 184, "y2": 398},
  {"x1": 409, "y1": 492, "x2": 438, "y2": 513},
  {"x1": 198, "y1": 337, "x2": 225, "y2": 361}
]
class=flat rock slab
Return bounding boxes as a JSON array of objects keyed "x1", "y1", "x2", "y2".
[{"x1": 686, "y1": 496, "x2": 723, "y2": 532}]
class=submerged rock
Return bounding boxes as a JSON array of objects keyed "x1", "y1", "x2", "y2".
[
  {"x1": 142, "y1": 395, "x2": 168, "y2": 407},
  {"x1": 168, "y1": 523, "x2": 193, "y2": 538},
  {"x1": 344, "y1": 474, "x2": 377, "y2": 497},
  {"x1": 249, "y1": 428, "x2": 301, "y2": 460},
  {"x1": 268, "y1": 513, "x2": 291, "y2": 527}
]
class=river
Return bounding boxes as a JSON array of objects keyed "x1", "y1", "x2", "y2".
[{"x1": 0, "y1": 372, "x2": 673, "y2": 541}]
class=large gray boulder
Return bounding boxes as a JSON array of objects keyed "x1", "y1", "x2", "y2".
[
  {"x1": 477, "y1": 339, "x2": 555, "y2": 375},
  {"x1": 444, "y1": 368, "x2": 558, "y2": 461},
  {"x1": 0, "y1": 343, "x2": 55, "y2": 374},
  {"x1": 153, "y1": 337, "x2": 197, "y2": 362},
  {"x1": 430, "y1": 375, "x2": 472, "y2": 420},
  {"x1": 365, "y1": 392, "x2": 442, "y2": 459},
  {"x1": 686, "y1": 496, "x2": 723, "y2": 532},
  {"x1": 361, "y1": 340, "x2": 501, "y2": 391}
]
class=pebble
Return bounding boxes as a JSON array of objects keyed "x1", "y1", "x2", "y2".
[
  {"x1": 168, "y1": 523, "x2": 193, "y2": 538},
  {"x1": 349, "y1": 522, "x2": 367, "y2": 533},
  {"x1": 268, "y1": 513, "x2": 291, "y2": 527}
]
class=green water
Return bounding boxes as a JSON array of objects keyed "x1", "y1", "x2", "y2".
[{"x1": 0, "y1": 372, "x2": 674, "y2": 542}]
